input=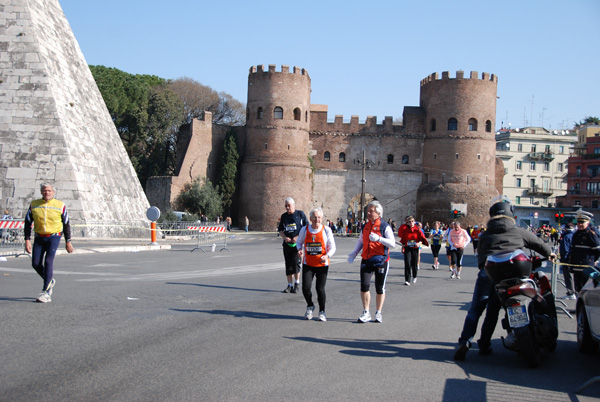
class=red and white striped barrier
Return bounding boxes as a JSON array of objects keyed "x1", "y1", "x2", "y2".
[
  {"x1": 187, "y1": 226, "x2": 226, "y2": 233},
  {"x1": 0, "y1": 220, "x2": 24, "y2": 229}
]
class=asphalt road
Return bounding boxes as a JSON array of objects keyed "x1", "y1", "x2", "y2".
[{"x1": 0, "y1": 233, "x2": 598, "y2": 401}]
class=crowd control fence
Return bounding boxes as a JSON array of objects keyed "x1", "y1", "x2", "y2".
[{"x1": 188, "y1": 224, "x2": 230, "y2": 253}]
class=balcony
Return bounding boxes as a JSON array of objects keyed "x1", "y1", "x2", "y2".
[
  {"x1": 567, "y1": 189, "x2": 600, "y2": 197},
  {"x1": 528, "y1": 151, "x2": 554, "y2": 161},
  {"x1": 526, "y1": 185, "x2": 553, "y2": 196}
]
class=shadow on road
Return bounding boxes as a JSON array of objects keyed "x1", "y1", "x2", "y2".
[{"x1": 166, "y1": 282, "x2": 280, "y2": 293}]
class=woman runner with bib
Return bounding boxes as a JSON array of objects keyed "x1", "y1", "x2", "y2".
[{"x1": 296, "y1": 208, "x2": 336, "y2": 322}]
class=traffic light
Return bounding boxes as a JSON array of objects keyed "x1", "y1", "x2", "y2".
[
  {"x1": 451, "y1": 209, "x2": 462, "y2": 218},
  {"x1": 554, "y1": 212, "x2": 564, "y2": 223}
]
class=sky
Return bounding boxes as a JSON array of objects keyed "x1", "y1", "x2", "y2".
[{"x1": 58, "y1": 0, "x2": 600, "y2": 130}]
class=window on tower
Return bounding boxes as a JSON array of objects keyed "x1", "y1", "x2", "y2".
[
  {"x1": 387, "y1": 154, "x2": 394, "y2": 164},
  {"x1": 339, "y1": 152, "x2": 346, "y2": 162},
  {"x1": 257, "y1": 107, "x2": 263, "y2": 119},
  {"x1": 402, "y1": 155, "x2": 409, "y2": 164},
  {"x1": 448, "y1": 118, "x2": 458, "y2": 131},
  {"x1": 324, "y1": 151, "x2": 330, "y2": 161},
  {"x1": 274, "y1": 107, "x2": 283, "y2": 119},
  {"x1": 294, "y1": 108, "x2": 301, "y2": 121},
  {"x1": 430, "y1": 119, "x2": 436, "y2": 132},
  {"x1": 468, "y1": 118, "x2": 478, "y2": 131},
  {"x1": 485, "y1": 120, "x2": 492, "y2": 132}
]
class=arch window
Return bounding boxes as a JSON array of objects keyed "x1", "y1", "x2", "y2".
[
  {"x1": 485, "y1": 120, "x2": 492, "y2": 132},
  {"x1": 448, "y1": 118, "x2": 458, "y2": 131},
  {"x1": 257, "y1": 107, "x2": 263, "y2": 119},
  {"x1": 468, "y1": 118, "x2": 478, "y2": 131},
  {"x1": 339, "y1": 152, "x2": 346, "y2": 162},
  {"x1": 430, "y1": 119, "x2": 437, "y2": 132},
  {"x1": 293, "y1": 108, "x2": 301, "y2": 121},
  {"x1": 387, "y1": 154, "x2": 394, "y2": 164},
  {"x1": 402, "y1": 155, "x2": 409, "y2": 164},
  {"x1": 324, "y1": 151, "x2": 330, "y2": 162},
  {"x1": 274, "y1": 107, "x2": 283, "y2": 119}
]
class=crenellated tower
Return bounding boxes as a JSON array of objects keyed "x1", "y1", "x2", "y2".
[
  {"x1": 416, "y1": 71, "x2": 499, "y2": 225},
  {"x1": 238, "y1": 65, "x2": 312, "y2": 231}
]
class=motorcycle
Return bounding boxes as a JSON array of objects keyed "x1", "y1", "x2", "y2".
[{"x1": 484, "y1": 249, "x2": 558, "y2": 368}]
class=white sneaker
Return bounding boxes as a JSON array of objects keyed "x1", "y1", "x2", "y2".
[
  {"x1": 305, "y1": 306, "x2": 315, "y2": 320},
  {"x1": 563, "y1": 294, "x2": 576, "y2": 300},
  {"x1": 450, "y1": 271, "x2": 456, "y2": 279},
  {"x1": 412, "y1": 278, "x2": 417, "y2": 284},
  {"x1": 46, "y1": 278, "x2": 56, "y2": 296},
  {"x1": 318, "y1": 311, "x2": 327, "y2": 322},
  {"x1": 374, "y1": 311, "x2": 383, "y2": 323},
  {"x1": 36, "y1": 292, "x2": 51, "y2": 303},
  {"x1": 456, "y1": 275, "x2": 461, "y2": 280},
  {"x1": 404, "y1": 281, "x2": 410, "y2": 286},
  {"x1": 358, "y1": 310, "x2": 371, "y2": 323}
]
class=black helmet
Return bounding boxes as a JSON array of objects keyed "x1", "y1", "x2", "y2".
[{"x1": 489, "y1": 195, "x2": 514, "y2": 218}]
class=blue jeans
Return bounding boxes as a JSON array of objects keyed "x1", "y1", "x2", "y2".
[{"x1": 458, "y1": 269, "x2": 494, "y2": 345}]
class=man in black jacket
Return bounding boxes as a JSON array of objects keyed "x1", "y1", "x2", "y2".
[
  {"x1": 454, "y1": 196, "x2": 555, "y2": 360},
  {"x1": 568, "y1": 209, "x2": 600, "y2": 293}
]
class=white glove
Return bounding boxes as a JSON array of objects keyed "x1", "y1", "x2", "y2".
[
  {"x1": 347, "y1": 253, "x2": 356, "y2": 264},
  {"x1": 369, "y1": 233, "x2": 380, "y2": 242}
]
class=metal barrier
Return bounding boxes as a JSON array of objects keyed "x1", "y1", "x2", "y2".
[
  {"x1": 0, "y1": 220, "x2": 28, "y2": 257},
  {"x1": 188, "y1": 224, "x2": 230, "y2": 253}
]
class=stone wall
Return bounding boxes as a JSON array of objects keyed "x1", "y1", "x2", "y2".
[{"x1": 0, "y1": 0, "x2": 149, "y2": 222}]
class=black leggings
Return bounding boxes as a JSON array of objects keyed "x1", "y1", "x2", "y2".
[
  {"x1": 404, "y1": 247, "x2": 419, "y2": 281},
  {"x1": 302, "y1": 264, "x2": 329, "y2": 311}
]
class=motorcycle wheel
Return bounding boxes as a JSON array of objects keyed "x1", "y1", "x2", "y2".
[
  {"x1": 577, "y1": 305, "x2": 599, "y2": 354},
  {"x1": 514, "y1": 326, "x2": 541, "y2": 368}
]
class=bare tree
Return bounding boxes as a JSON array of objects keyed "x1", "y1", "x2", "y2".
[{"x1": 169, "y1": 77, "x2": 245, "y2": 126}]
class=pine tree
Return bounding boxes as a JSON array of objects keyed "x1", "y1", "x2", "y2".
[{"x1": 217, "y1": 129, "x2": 239, "y2": 215}]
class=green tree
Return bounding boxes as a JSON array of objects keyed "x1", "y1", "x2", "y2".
[
  {"x1": 176, "y1": 177, "x2": 223, "y2": 219},
  {"x1": 136, "y1": 86, "x2": 185, "y2": 186},
  {"x1": 216, "y1": 129, "x2": 239, "y2": 215},
  {"x1": 577, "y1": 116, "x2": 600, "y2": 126}
]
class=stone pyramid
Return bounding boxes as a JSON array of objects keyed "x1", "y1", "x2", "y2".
[{"x1": 0, "y1": 0, "x2": 150, "y2": 223}]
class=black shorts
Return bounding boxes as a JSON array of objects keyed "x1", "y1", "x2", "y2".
[{"x1": 283, "y1": 244, "x2": 301, "y2": 275}]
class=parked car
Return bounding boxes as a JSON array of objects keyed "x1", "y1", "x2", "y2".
[{"x1": 576, "y1": 267, "x2": 600, "y2": 353}]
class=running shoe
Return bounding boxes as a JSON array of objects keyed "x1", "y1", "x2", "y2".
[
  {"x1": 318, "y1": 311, "x2": 327, "y2": 322},
  {"x1": 404, "y1": 281, "x2": 410, "y2": 286},
  {"x1": 412, "y1": 278, "x2": 417, "y2": 284},
  {"x1": 563, "y1": 294, "x2": 576, "y2": 300},
  {"x1": 305, "y1": 306, "x2": 315, "y2": 320},
  {"x1": 450, "y1": 271, "x2": 456, "y2": 279},
  {"x1": 357, "y1": 310, "x2": 371, "y2": 323},
  {"x1": 374, "y1": 311, "x2": 383, "y2": 323},
  {"x1": 46, "y1": 278, "x2": 56, "y2": 296},
  {"x1": 291, "y1": 283, "x2": 298, "y2": 294},
  {"x1": 36, "y1": 292, "x2": 51, "y2": 303},
  {"x1": 282, "y1": 285, "x2": 292, "y2": 293},
  {"x1": 456, "y1": 275, "x2": 461, "y2": 280}
]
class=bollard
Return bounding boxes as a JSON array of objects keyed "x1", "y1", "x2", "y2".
[{"x1": 150, "y1": 221, "x2": 157, "y2": 245}]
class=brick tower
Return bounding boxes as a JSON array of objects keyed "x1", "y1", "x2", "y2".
[
  {"x1": 416, "y1": 71, "x2": 499, "y2": 226},
  {"x1": 238, "y1": 65, "x2": 312, "y2": 231}
]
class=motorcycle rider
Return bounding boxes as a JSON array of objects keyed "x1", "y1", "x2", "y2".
[{"x1": 454, "y1": 195, "x2": 555, "y2": 361}]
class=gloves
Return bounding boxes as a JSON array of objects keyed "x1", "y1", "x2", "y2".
[
  {"x1": 347, "y1": 253, "x2": 357, "y2": 264},
  {"x1": 369, "y1": 233, "x2": 380, "y2": 242}
]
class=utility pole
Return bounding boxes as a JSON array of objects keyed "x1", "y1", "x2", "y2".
[{"x1": 360, "y1": 150, "x2": 366, "y2": 222}]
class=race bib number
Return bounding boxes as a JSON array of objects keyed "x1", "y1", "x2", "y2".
[
  {"x1": 306, "y1": 242, "x2": 322, "y2": 255},
  {"x1": 407, "y1": 240, "x2": 417, "y2": 247}
]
